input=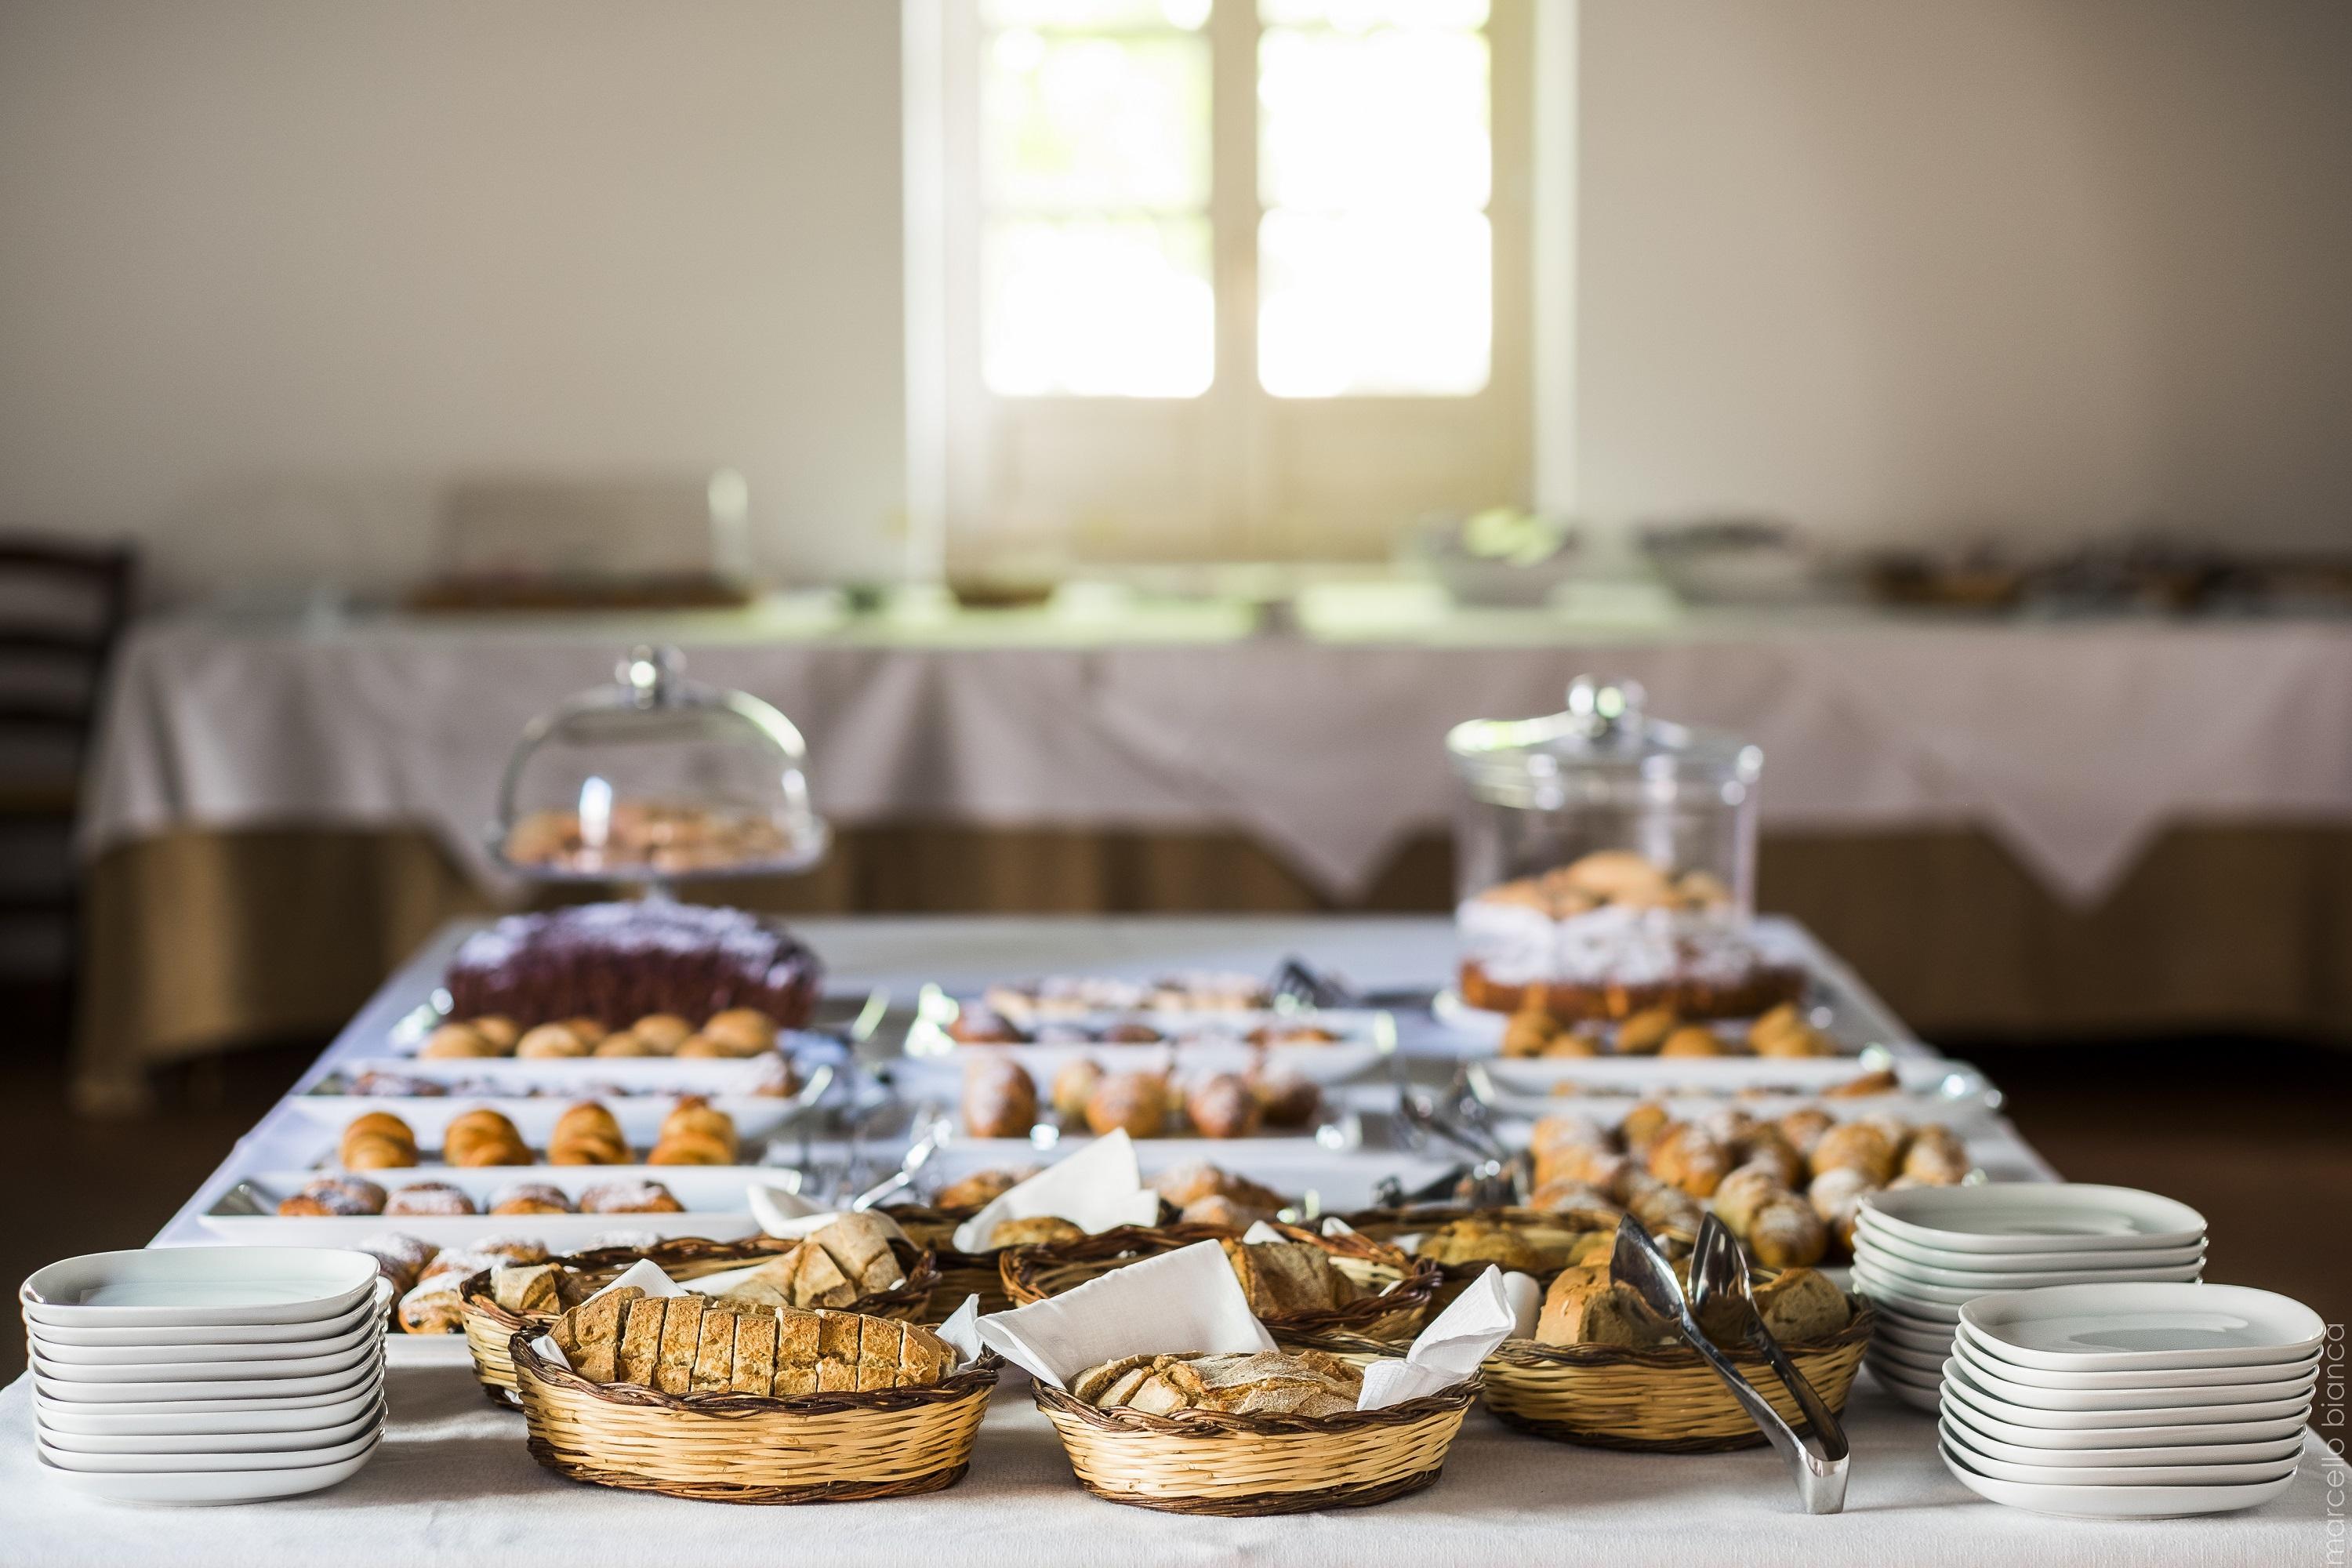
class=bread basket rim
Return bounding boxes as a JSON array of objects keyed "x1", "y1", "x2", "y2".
[
  {"x1": 507, "y1": 1326, "x2": 1000, "y2": 1417},
  {"x1": 1033, "y1": 1370, "x2": 1478, "y2": 1436},
  {"x1": 463, "y1": 1235, "x2": 938, "y2": 1332},
  {"x1": 1485, "y1": 1296, "x2": 1877, "y2": 1369}
]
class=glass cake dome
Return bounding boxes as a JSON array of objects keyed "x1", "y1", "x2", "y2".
[{"x1": 491, "y1": 644, "x2": 829, "y2": 884}]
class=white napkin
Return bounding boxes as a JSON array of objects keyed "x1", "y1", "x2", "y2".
[
  {"x1": 1356, "y1": 1266, "x2": 1519, "y2": 1410},
  {"x1": 949, "y1": 1130, "x2": 1163, "y2": 1253},
  {"x1": 975, "y1": 1240, "x2": 1276, "y2": 1387},
  {"x1": 746, "y1": 1184, "x2": 831, "y2": 1237},
  {"x1": 1501, "y1": 1270, "x2": 1544, "y2": 1340}
]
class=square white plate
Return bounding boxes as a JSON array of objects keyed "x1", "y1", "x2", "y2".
[
  {"x1": 1852, "y1": 1245, "x2": 2205, "y2": 1293},
  {"x1": 21, "y1": 1249, "x2": 379, "y2": 1328},
  {"x1": 1873, "y1": 1317, "x2": 1958, "y2": 1356},
  {"x1": 1863, "y1": 1185, "x2": 2205, "y2": 1254},
  {"x1": 1958, "y1": 1283, "x2": 2326, "y2": 1372},
  {"x1": 1941, "y1": 1440, "x2": 2296, "y2": 1519},
  {"x1": 24, "y1": 1281, "x2": 388, "y2": 1347},
  {"x1": 1940, "y1": 1419, "x2": 2299, "y2": 1489},
  {"x1": 1851, "y1": 1218, "x2": 2208, "y2": 1274},
  {"x1": 33, "y1": 1356, "x2": 383, "y2": 1406},
  {"x1": 34, "y1": 1377, "x2": 384, "y2": 1436},
  {"x1": 1950, "y1": 1345, "x2": 2317, "y2": 1411},
  {"x1": 31, "y1": 1335, "x2": 377, "y2": 1386},
  {"x1": 1955, "y1": 1322, "x2": 2321, "y2": 1390},
  {"x1": 1938, "y1": 1390, "x2": 2314, "y2": 1452},
  {"x1": 34, "y1": 1436, "x2": 379, "y2": 1504},
  {"x1": 1941, "y1": 1357, "x2": 2314, "y2": 1429},
  {"x1": 39, "y1": 1420, "x2": 381, "y2": 1475},
  {"x1": 1940, "y1": 1400, "x2": 2307, "y2": 1468},
  {"x1": 38, "y1": 1399, "x2": 383, "y2": 1456},
  {"x1": 30, "y1": 1312, "x2": 380, "y2": 1368}
]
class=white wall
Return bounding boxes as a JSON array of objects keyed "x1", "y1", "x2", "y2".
[
  {"x1": 1577, "y1": 0, "x2": 2352, "y2": 550},
  {"x1": 0, "y1": 0, "x2": 907, "y2": 597},
  {"x1": 2, "y1": 1, "x2": 2347, "y2": 595}
]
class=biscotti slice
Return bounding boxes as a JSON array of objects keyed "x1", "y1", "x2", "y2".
[
  {"x1": 715, "y1": 1253, "x2": 798, "y2": 1312},
  {"x1": 730, "y1": 1309, "x2": 779, "y2": 1395},
  {"x1": 855, "y1": 1316, "x2": 906, "y2": 1391},
  {"x1": 789, "y1": 1243, "x2": 858, "y2": 1310},
  {"x1": 690, "y1": 1305, "x2": 738, "y2": 1392},
  {"x1": 771, "y1": 1308, "x2": 821, "y2": 1396},
  {"x1": 552, "y1": 1286, "x2": 640, "y2": 1383},
  {"x1": 491, "y1": 1262, "x2": 562, "y2": 1316},
  {"x1": 811, "y1": 1213, "x2": 904, "y2": 1295},
  {"x1": 896, "y1": 1320, "x2": 956, "y2": 1387},
  {"x1": 655, "y1": 1294, "x2": 707, "y2": 1393},
  {"x1": 616, "y1": 1296, "x2": 668, "y2": 1386},
  {"x1": 813, "y1": 1310, "x2": 862, "y2": 1392}
]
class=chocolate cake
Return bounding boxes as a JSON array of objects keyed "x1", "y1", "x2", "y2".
[{"x1": 445, "y1": 902, "x2": 822, "y2": 1029}]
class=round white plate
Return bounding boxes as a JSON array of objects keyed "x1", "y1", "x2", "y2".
[
  {"x1": 1940, "y1": 1422, "x2": 2298, "y2": 1490},
  {"x1": 30, "y1": 1313, "x2": 381, "y2": 1368},
  {"x1": 1959, "y1": 1283, "x2": 2327, "y2": 1372},
  {"x1": 1852, "y1": 1262, "x2": 2004, "y2": 1308},
  {"x1": 1867, "y1": 1352, "x2": 1945, "y2": 1396},
  {"x1": 1852, "y1": 1219, "x2": 2208, "y2": 1274},
  {"x1": 1940, "y1": 1402, "x2": 2307, "y2": 1468},
  {"x1": 1940, "y1": 1440, "x2": 2296, "y2": 1519},
  {"x1": 1869, "y1": 1338, "x2": 1951, "y2": 1377},
  {"x1": 38, "y1": 1399, "x2": 383, "y2": 1457},
  {"x1": 21, "y1": 1249, "x2": 380, "y2": 1329},
  {"x1": 1936, "y1": 1390, "x2": 2315, "y2": 1450},
  {"x1": 1852, "y1": 1246, "x2": 2205, "y2": 1293},
  {"x1": 1951, "y1": 1346, "x2": 2316, "y2": 1411},
  {"x1": 1856, "y1": 1284, "x2": 1964, "y2": 1325},
  {"x1": 1863, "y1": 1185, "x2": 2205, "y2": 1254},
  {"x1": 1955, "y1": 1323, "x2": 2321, "y2": 1390},
  {"x1": 1874, "y1": 1316, "x2": 1958, "y2": 1356},
  {"x1": 31, "y1": 1335, "x2": 377, "y2": 1385},
  {"x1": 34, "y1": 1436, "x2": 378, "y2": 1504},
  {"x1": 1864, "y1": 1362, "x2": 1944, "y2": 1412},
  {"x1": 34, "y1": 1380, "x2": 384, "y2": 1437},
  {"x1": 25, "y1": 1283, "x2": 388, "y2": 1347},
  {"x1": 33, "y1": 1356, "x2": 382, "y2": 1406},
  {"x1": 1942, "y1": 1358, "x2": 2314, "y2": 1429},
  {"x1": 39, "y1": 1419, "x2": 380, "y2": 1475}
]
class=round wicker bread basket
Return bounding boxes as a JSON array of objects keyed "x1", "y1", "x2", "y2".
[
  {"x1": 1479, "y1": 1298, "x2": 1875, "y2": 1451},
  {"x1": 1000, "y1": 1222, "x2": 1440, "y2": 1343},
  {"x1": 510, "y1": 1330, "x2": 1000, "y2": 1503},
  {"x1": 883, "y1": 1205, "x2": 1011, "y2": 1316},
  {"x1": 1033, "y1": 1377, "x2": 1477, "y2": 1515},
  {"x1": 1338, "y1": 1205, "x2": 1628, "y2": 1312},
  {"x1": 463, "y1": 1236, "x2": 938, "y2": 1408}
]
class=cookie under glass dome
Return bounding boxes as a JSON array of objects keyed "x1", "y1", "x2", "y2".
[
  {"x1": 491, "y1": 645, "x2": 829, "y2": 885},
  {"x1": 1444, "y1": 676, "x2": 1798, "y2": 1020}
]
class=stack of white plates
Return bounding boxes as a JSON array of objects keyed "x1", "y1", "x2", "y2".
[
  {"x1": 1853, "y1": 1184, "x2": 2207, "y2": 1411},
  {"x1": 24, "y1": 1247, "x2": 390, "y2": 1504},
  {"x1": 1940, "y1": 1283, "x2": 2321, "y2": 1518}
]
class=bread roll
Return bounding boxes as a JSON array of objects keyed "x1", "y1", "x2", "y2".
[
  {"x1": 1612, "y1": 1007, "x2": 1678, "y2": 1056},
  {"x1": 516, "y1": 1023, "x2": 588, "y2": 1059},
  {"x1": 934, "y1": 1167, "x2": 1035, "y2": 1211},
  {"x1": 1185, "y1": 1073, "x2": 1263, "y2": 1139},
  {"x1": 1746, "y1": 1195, "x2": 1830, "y2": 1269},
  {"x1": 631, "y1": 1014, "x2": 694, "y2": 1053},
  {"x1": 1646, "y1": 1123, "x2": 1730, "y2": 1197},
  {"x1": 1534, "y1": 1276, "x2": 1673, "y2": 1348},
  {"x1": 962, "y1": 1058, "x2": 1039, "y2": 1139},
  {"x1": 420, "y1": 1022, "x2": 500, "y2": 1060},
  {"x1": 702, "y1": 1007, "x2": 779, "y2": 1054},
  {"x1": 987, "y1": 1215, "x2": 1083, "y2": 1249},
  {"x1": 592, "y1": 1030, "x2": 656, "y2": 1058},
  {"x1": 1809, "y1": 1122, "x2": 1898, "y2": 1185},
  {"x1": 1501, "y1": 1007, "x2": 1560, "y2": 1058},
  {"x1": 1083, "y1": 1071, "x2": 1167, "y2": 1138},
  {"x1": 1660, "y1": 1025, "x2": 1726, "y2": 1058},
  {"x1": 1049, "y1": 1058, "x2": 1104, "y2": 1121},
  {"x1": 1753, "y1": 1266, "x2": 1851, "y2": 1341},
  {"x1": 1900, "y1": 1123, "x2": 1969, "y2": 1185}
]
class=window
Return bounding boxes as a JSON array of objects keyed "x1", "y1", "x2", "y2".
[{"x1": 918, "y1": 0, "x2": 1533, "y2": 567}]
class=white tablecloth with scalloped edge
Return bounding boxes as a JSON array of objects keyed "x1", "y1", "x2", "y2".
[
  {"x1": 0, "y1": 1354, "x2": 2332, "y2": 1567},
  {"x1": 80, "y1": 610, "x2": 2352, "y2": 906}
]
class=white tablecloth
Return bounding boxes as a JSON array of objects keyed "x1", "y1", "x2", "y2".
[
  {"x1": 0, "y1": 1356, "x2": 2330, "y2": 1566},
  {"x1": 82, "y1": 609, "x2": 2352, "y2": 905}
]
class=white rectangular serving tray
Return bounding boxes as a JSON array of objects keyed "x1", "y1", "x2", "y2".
[
  {"x1": 199, "y1": 1164, "x2": 779, "y2": 1249},
  {"x1": 282, "y1": 1088, "x2": 825, "y2": 1146},
  {"x1": 901, "y1": 994, "x2": 1394, "y2": 1087},
  {"x1": 1468, "y1": 1057, "x2": 2002, "y2": 1124},
  {"x1": 916, "y1": 1139, "x2": 1465, "y2": 1216}
]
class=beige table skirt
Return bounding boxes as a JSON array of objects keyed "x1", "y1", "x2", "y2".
[{"x1": 74, "y1": 822, "x2": 2352, "y2": 1105}]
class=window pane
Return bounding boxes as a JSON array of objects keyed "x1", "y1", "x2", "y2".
[
  {"x1": 985, "y1": 218, "x2": 1214, "y2": 396},
  {"x1": 984, "y1": 31, "x2": 1210, "y2": 212},
  {"x1": 1259, "y1": 26, "x2": 1488, "y2": 210},
  {"x1": 985, "y1": 0, "x2": 1210, "y2": 30},
  {"x1": 1259, "y1": 0, "x2": 1486, "y2": 27},
  {"x1": 1258, "y1": 209, "x2": 1490, "y2": 397}
]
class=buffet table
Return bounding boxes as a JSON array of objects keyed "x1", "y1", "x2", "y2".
[
  {"x1": 69, "y1": 605, "x2": 2352, "y2": 1105},
  {"x1": 7, "y1": 917, "x2": 2333, "y2": 1561}
]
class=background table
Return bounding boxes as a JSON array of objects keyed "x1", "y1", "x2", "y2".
[{"x1": 7, "y1": 916, "x2": 2330, "y2": 1563}]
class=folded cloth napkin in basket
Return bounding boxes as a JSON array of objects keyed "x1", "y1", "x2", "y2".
[
  {"x1": 975, "y1": 1240, "x2": 1517, "y2": 1411},
  {"x1": 950, "y1": 1131, "x2": 1163, "y2": 1253}
]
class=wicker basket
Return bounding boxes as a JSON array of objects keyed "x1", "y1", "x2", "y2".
[
  {"x1": 1338, "y1": 1205, "x2": 1627, "y2": 1312},
  {"x1": 1480, "y1": 1299, "x2": 1876, "y2": 1452},
  {"x1": 1035, "y1": 1377, "x2": 1476, "y2": 1515},
  {"x1": 463, "y1": 1236, "x2": 938, "y2": 1408},
  {"x1": 884, "y1": 1205, "x2": 1010, "y2": 1317},
  {"x1": 510, "y1": 1330, "x2": 1000, "y2": 1503},
  {"x1": 1001, "y1": 1222, "x2": 1441, "y2": 1344}
]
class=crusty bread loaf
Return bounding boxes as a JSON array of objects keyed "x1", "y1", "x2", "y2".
[
  {"x1": 987, "y1": 1215, "x2": 1084, "y2": 1249},
  {"x1": 1219, "y1": 1239, "x2": 1358, "y2": 1316},
  {"x1": 1534, "y1": 1276, "x2": 1673, "y2": 1348},
  {"x1": 1073, "y1": 1350, "x2": 1360, "y2": 1417}
]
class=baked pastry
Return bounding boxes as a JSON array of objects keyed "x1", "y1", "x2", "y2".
[
  {"x1": 548, "y1": 1102, "x2": 633, "y2": 1167},
  {"x1": 719, "y1": 1215, "x2": 906, "y2": 1310},
  {"x1": 1613, "y1": 1007, "x2": 1677, "y2": 1056},
  {"x1": 1732, "y1": 1127, "x2": 1806, "y2": 1189},
  {"x1": 1822, "y1": 1068, "x2": 1900, "y2": 1098},
  {"x1": 385, "y1": 1181, "x2": 478, "y2": 1218},
  {"x1": 515, "y1": 1023, "x2": 589, "y2": 1059},
  {"x1": 1645, "y1": 1123, "x2": 1730, "y2": 1197},
  {"x1": 1660, "y1": 1025, "x2": 1726, "y2": 1058},
  {"x1": 1745, "y1": 1196, "x2": 1829, "y2": 1269},
  {"x1": 1901, "y1": 1125, "x2": 1970, "y2": 1185},
  {"x1": 472, "y1": 1015, "x2": 521, "y2": 1053},
  {"x1": 631, "y1": 1013, "x2": 693, "y2": 1053},
  {"x1": 933, "y1": 1167, "x2": 1036, "y2": 1211},
  {"x1": 355, "y1": 1231, "x2": 438, "y2": 1294},
  {"x1": 578, "y1": 1180, "x2": 684, "y2": 1214},
  {"x1": 947, "y1": 1009, "x2": 1026, "y2": 1045},
  {"x1": 1750, "y1": 1266, "x2": 1850, "y2": 1341},
  {"x1": 1073, "y1": 1350, "x2": 1361, "y2": 1417},
  {"x1": 442, "y1": 903, "x2": 822, "y2": 1033},
  {"x1": 1775, "y1": 1106, "x2": 1835, "y2": 1158},
  {"x1": 593, "y1": 1030, "x2": 657, "y2": 1058},
  {"x1": 1150, "y1": 1160, "x2": 1287, "y2": 1214},
  {"x1": 1530, "y1": 1177, "x2": 1624, "y2": 1220},
  {"x1": 339, "y1": 1111, "x2": 419, "y2": 1171},
  {"x1": 1750, "y1": 1003, "x2": 1834, "y2": 1058},
  {"x1": 1808, "y1": 1122, "x2": 1897, "y2": 1185},
  {"x1": 1617, "y1": 1102, "x2": 1672, "y2": 1155},
  {"x1": 553, "y1": 1294, "x2": 956, "y2": 1396},
  {"x1": 420, "y1": 1022, "x2": 501, "y2": 1060},
  {"x1": 702, "y1": 1007, "x2": 779, "y2": 1054},
  {"x1": 1806, "y1": 1166, "x2": 1877, "y2": 1251},
  {"x1": 648, "y1": 1096, "x2": 739, "y2": 1165},
  {"x1": 277, "y1": 1176, "x2": 387, "y2": 1218},
  {"x1": 961, "y1": 1058, "x2": 1039, "y2": 1139},
  {"x1": 987, "y1": 1215, "x2": 1084, "y2": 1249},
  {"x1": 1220, "y1": 1239, "x2": 1358, "y2": 1316},
  {"x1": 1184, "y1": 1073, "x2": 1262, "y2": 1140},
  {"x1": 1083, "y1": 1071, "x2": 1168, "y2": 1139},
  {"x1": 1049, "y1": 1059, "x2": 1104, "y2": 1122},
  {"x1": 1247, "y1": 1069, "x2": 1321, "y2": 1128},
  {"x1": 488, "y1": 1261, "x2": 564, "y2": 1316},
  {"x1": 1501, "y1": 1007, "x2": 1561, "y2": 1059},
  {"x1": 488, "y1": 1181, "x2": 574, "y2": 1216},
  {"x1": 1414, "y1": 1214, "x2": 1611, "y2": 1274},
  {"x1": 1618, "y1": 1171, "x2": 1704, "y2": 1236},
  {"x1": 443, "y1": 1108, "x2": 532, "y2": 1167},
  {"x1": 1534, "y1": 1275, "x2": 1675, "y2": 1348}
]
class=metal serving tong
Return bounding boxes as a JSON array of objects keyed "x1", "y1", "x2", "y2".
[{"x1": 1612, "y1": 1215, "x2": 1851, "y2": 1515}]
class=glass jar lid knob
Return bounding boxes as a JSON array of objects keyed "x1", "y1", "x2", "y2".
[
  {"x1": 618, "y1": 644, "x2": 684, "y2": 708},
  {"x1": 1563, "y1": 674, "x2": 1645, "y2": 742}
]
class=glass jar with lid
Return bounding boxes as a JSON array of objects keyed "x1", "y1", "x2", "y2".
[
  {"x1": 491, "y1": 644, "x2": 829, "y2": 884},
  {"x1": 1444, "y1": 676, "x2": 1800, "y2": 1022}
]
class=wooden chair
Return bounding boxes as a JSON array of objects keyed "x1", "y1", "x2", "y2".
[{"x1": 0, "y1": 535, "x2": 136, "y2": 1047}]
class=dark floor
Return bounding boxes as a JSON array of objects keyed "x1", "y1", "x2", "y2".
[{"x1": 4, "y1": 1033, "x2": 2347, "y2": 1388}]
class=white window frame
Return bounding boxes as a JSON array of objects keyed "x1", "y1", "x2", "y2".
[{"x1": 903, "y1": 0, "x2": 1574, "y2": 575}]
